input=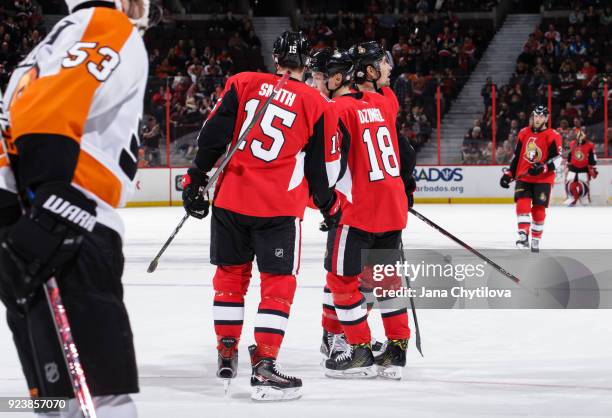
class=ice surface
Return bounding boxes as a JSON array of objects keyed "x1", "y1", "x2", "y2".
[{"x1": 1, "y1": 205, "x2": 611, "y2": 417}]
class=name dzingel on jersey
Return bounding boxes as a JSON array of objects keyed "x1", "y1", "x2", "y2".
[
  {"x1": 257, "y1": 83, "x2": 297, "y2": 107},
  {"x1": 357, "y1": 108, "x2": 385, "y2": 124}
]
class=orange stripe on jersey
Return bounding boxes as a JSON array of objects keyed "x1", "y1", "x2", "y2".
[
  {"x1": 9, "y1": 8, "x2": 133, "y2": 144},
  {"x1": 73, "y1": 150, "x2": 121, "y2": 207}
]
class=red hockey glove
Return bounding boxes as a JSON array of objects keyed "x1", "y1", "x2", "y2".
[{"x1": 588, "y1": 166, "x2": 598, "y2": 179}]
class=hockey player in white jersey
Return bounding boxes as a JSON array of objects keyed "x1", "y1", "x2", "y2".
[{"x1": 0, "y1": 1, "x2": 150, "y2": 416}]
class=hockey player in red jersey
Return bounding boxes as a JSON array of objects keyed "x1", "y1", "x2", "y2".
[
  {"x1": 500, "y1": 106, "x2": 562, "y2": 252},
  {"x1": 309, "y1": 48, "x2": 414, "y2": 379},
  {"x1": 565, "y1": 129, "x2": 597, "y2": 206},
  {"x1": 182, "y1": 31, "x2": 340, "y2": 401}
]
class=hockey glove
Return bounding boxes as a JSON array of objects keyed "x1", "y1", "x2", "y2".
[
  {"x1": 404, "y1": 175, "x2": 416, "y2": 208},
  {"x1": 589, "y1": 166, "x2": 598, "y2": 179},
  {"x1": 182, "y1": 167, "x2": 210, "y2": 219},
  {"x1": 499, "y1": 171, "x2": 513, "y2": 189},
  {"x1": 528, "y1": 162, "x2": 547, "y2": 176},
  {"x1": 0, "y1": 183, "x2": 96, "y2": 304},
  {"x1": 319, "y1": 191, "x2": 342, "y2": 232}
]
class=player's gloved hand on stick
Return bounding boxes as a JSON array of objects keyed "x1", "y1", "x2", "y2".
[
  {"x1": 528, "y1": 162, "x2": 547, "y2": 176},
  {"x1": 404, "y1": 175, "x2": 416, "y2": 208},
  {"x1": 0, "y1": 183, "x2": 96, "y2": 304},
  {"x1": 499, "y1": 170, "x2": 513, "y2": 189},
  {"x1": 182, "y1": 167, "x2": 210, "y2": 219},
  {"x1": 319, "y1": 191, "x2": 342, "y2": 232}
]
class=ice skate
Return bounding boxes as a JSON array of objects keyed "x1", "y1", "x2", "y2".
[
  {"x1": 374, "y1": 339, "x2": 408, "y2": 380},
  {"x1": 320, "y1": 330, "x2": 350, "y2": 361},
  {"x1": 249, "y1": 345, "x2": 302, "y2": 402},
  {"x1": 516, "y1": 231, "x2": 529, "y2": 249},
  {"x1": 324, "y1": 343, "x2": 377, "y2": 379},
  {"x1": 217, "y1": 337, "x2": 238, "y2": 395},
  {"x1": 531, "y1": 237, "x2": 540, "y2": 253}
]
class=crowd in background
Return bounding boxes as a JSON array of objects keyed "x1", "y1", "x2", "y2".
[
  {"x1": 464, "y1": 0, "x2": 612, "y2": 164},
  {"x1": 0, "y1": 1, "x2": 45, "y2": 89},
  {"x1": 299, "y1": 1, "x2": 493, "y2": 152}
]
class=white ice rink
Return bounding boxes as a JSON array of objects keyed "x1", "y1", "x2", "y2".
[{"x1": 1, "y1": 204, "x2": 611, "y2": 417}]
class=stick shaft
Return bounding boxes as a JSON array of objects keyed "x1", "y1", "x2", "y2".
[
  {"x1": 44, "y1": 278, "x2": 97, "y2": 417},
  {"x1": 409, "y1": 208, "x2": 520, "y2": 284}
]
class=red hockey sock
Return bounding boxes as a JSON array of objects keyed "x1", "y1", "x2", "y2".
[
  {"x1": 359, "y1": 265, "x2": 375, "y2": 312},
  {"x1": 516, "y1": 197, "x2": 531, "y2": 235},
  {"x1": 326, "y1": 272, "x2": 371, "y2": 344},
  {"x1": 212, "y1": 263, "x2": 252, "y2": 349},
  {"x1": 322, "y1": 285, "x2": 343, "y2": 334},
  {"x1": 254, "y1": 272, "x2": 297, "y2": 359},
  {"x1": 531, "y1": 205, "x2": 546, "y2": 239},
  {"x1": 375, "y1": 271, "x2": 411, "y2": 340}
]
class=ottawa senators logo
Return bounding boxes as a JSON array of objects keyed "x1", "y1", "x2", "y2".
[
  {"x1": 574, "y1": 150, "x2": 584, "y2": 161},
  {"x1": 523, "y1": 137, "x2": 542, "y2": 163}
]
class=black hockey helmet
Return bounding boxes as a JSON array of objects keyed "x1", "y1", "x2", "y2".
[
  {"x1": 532, "y1": 105, "x2": 549, "y2": 117},
  {"x1": 349, "y1": 41, "x2": 385, "y2": 84},
  {"x1": 326, "y1": 49, "x2": 354, "y2": 84},
  {"x1": 309, "y1": 48, "x2": 333, "y2": 74},
  {"x1": 273, "y1": 31, "x2": 311, "y2": 69}
]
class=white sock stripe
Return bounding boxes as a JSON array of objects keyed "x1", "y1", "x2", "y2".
[
  {"x1": 531, "y1": 223, "x2": 545, "y2": 232},
  {"x1": 213, "y1": 305, "x2": 245, "y2": 321},
  {"x1": 292, "y1": 217, "x2": 301, "y2": 274},
  {"x1": 334, "y1": 304, "x2": 368, "y2": 323},
  {"x1": 517, "y1": 214, "x2": 531, "y2": 223},
  {"x1": 255, "y1": 312, "x2": 289, "y2": 332},
  {"x1": 323, "y1": 290, "x2": 334, "y2": 306},
  {"x1": 336, "y1": 225, "x2": 349, "y2": 276}
]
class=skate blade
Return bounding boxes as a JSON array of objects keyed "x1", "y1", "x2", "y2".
[
  {"x1": 222, "y1": 378, "x2": 231, "y2": 397},
  {"x1": 325, "y1": 365, "x2": 377, "y2": 379},
  {"x1": 377, "y1": 365, "x2": 403, "y2": 380},
  {"x1": 251, "y1": 386, "x2": 301, "y2": 402},
  {"x1": 515, "y1": 242, "x2": 529, "y2": 250}
]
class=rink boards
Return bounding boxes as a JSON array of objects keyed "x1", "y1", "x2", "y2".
[{"x1": 126, "y1": 161, "x2": 612, "y2": 207}]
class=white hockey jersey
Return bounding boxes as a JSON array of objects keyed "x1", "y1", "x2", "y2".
[
  {"x1": 0, "y1": 89, "x2": 16, "y2": 195},
  {"x1": 2, "y1": 4, "x2": 148, "y2": 238}
]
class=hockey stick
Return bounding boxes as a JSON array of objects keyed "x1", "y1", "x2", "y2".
[
  {"x1": 399, "y1": 243, "x2": 423, "y2": 357},
  {"x1": 1, "y1": 103, "x2": 96, "y2": 415},
  {"x1": 147, "y1": 71, "x2": 291, "y2": 273},
  {"x1": 409, "y1": 208, "x2": 521, "y2": 284},
  {"x1": 44, "y1": 278, "x2": 97, "y2": 418}
]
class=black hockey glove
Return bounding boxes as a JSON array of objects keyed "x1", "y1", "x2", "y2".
[
  {"x1": 319, "y1": 191, "x2": 342, "y2": 232},
  {"x1": 499, "y1": 171, "x2": 513, "y2": 189},
  {"x1": 528, "y1": 162, "x2": 547, "y2": 176},
  {"x1": 182, "y1": 167, "x2": 210, "y2": 219},
  {"x1": 404, "y1": 175, "x2": 416, "y2": 208},
  {"x1": 0, "y1": 183, "x2": 96, "y2": 304}
]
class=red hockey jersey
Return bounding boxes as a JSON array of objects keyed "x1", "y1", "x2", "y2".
[
  {"x1": 194, "y1": 72, "x2": 340, "y2": 218},
  {"x1": 568, "y1": 139, "x2": 596, "y2": 170},
  {"x1": 334, "y1": 91, "x2": 408, "y2": 233},
  {"x1": 509, "y1": 127, "x2": 562, "y2": 184}
]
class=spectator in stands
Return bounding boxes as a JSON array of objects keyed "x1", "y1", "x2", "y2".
[{"x1": 142, "y1": 117, "x2": 162, "y2": 167}]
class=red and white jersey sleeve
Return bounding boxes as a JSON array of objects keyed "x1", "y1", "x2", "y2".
[
  {"x1": 195, "y1": 72, "x2": 339, "y2": 218},
  {"x1": 334, "y1": 92, "x2": 407, "y2": 233}
]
